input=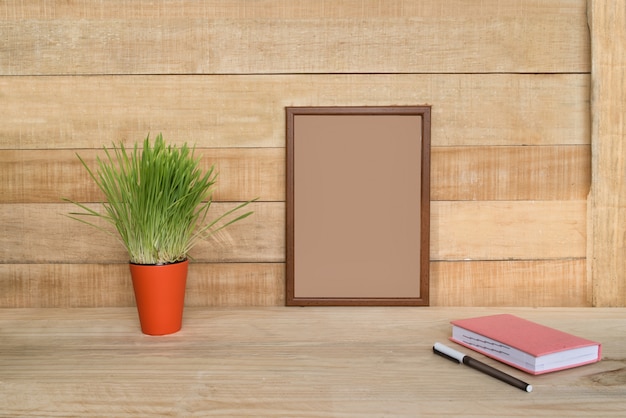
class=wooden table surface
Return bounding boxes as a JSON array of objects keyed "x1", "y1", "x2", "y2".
[{"x1": 1, "y1": 307, "x2": 625, "y2": 417}]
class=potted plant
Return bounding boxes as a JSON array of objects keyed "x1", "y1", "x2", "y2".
[{"x1": 64, "y1": 133, "x2": 255, "y2": 335}]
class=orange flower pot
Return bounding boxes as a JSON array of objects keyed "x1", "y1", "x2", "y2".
[{"x1": 129, "y1": 259, "x2": 188, "y2": 336}]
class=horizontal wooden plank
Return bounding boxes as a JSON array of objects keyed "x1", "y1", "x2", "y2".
[
  {"x1": 0, "y1": 74, "x2": 590, "y2": 149},
  {"x1": 1, "y1": 145, "x2": 588, "y2": 204},
  {"x1": 1, "y1": 201, "x2": 584, "y2": 264},
  {"x1": 431, "y1": 200, "x2": 587, "y2": 260},
  {"x1": 0, "y1": 202, "x2": 285, "y2": 264},
  {"x1": 431, "y1": 259, "x2": 589, "y2": 307},
  {"x1": 184, "y1": 263, "x2": 285, "y2": 307},
  {"x1": 1, "y1": 0, "x2": 589, "y2": 75},
  {"x1": 0, "y1": 148, "x2": 283, "y2": 203},
  {"x1": 0, "y1": 263, "x2": 284, "y2": 308},
  {"x1": 1, "y1": 0, "x2": 587, "y2": 20},
  {"x1": 0, "y1": 260, "x2": 587, "y2": 308},
  {"x1": 431, "y1": 145, "x2": 591, "y2": 201}
]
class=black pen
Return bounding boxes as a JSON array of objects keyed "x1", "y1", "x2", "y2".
[{"x1": 433, "y1": 342, "x2": 533, "y2": 393}]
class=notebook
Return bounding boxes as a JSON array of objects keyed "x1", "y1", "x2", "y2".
[{"x1": 450, "y1": 314, "x2": 601, "y2": 375}]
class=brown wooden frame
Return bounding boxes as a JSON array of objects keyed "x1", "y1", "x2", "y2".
[{"x1": 286, "y1": 106, "x2": 431, "y2": 306}]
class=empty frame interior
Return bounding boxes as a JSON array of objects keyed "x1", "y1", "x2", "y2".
[{"x1": 286, "y1": 106, "x2": 431, "y2": 306}]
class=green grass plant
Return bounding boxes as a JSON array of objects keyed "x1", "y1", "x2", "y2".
[{"x1": 65, "y1": 133, "x2": 255, "y2": 265}]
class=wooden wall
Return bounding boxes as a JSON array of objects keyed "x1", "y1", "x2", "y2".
[
  {"x1": 0, "y1": 0, "x2": 596, "y2": 307},
  {"x1": 588, "y1": 1, "x2": 626, "y2": 307}
]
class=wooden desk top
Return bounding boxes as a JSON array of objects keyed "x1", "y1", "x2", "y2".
[{"x1": 1, "y1": 307, "x2": 625, "y2": 417}]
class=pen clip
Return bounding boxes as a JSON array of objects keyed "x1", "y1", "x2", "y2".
[{"x1": 433, "y1": 345, "x2": 461, "y2": 364}]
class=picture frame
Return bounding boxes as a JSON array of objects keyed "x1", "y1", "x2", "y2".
[{"x1": 286, "y1": 106, "x2": 431, "y2": 306}]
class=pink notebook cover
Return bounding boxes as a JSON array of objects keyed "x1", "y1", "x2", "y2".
[{"x1": 450, "y1": 314, "x2": 602, "y2": 374}]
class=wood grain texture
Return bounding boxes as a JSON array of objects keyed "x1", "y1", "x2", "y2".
[
  {"x1": 0, "y1": 74, "x2": 589, "y2": 149},
  {"x1": 0, "y1": 0, "x2": 589, "y2": 75},
  {"x1": 2, "y1": 145, "x2": 589, "y2": 204},
  {"x1": 1, "y1": 201, "x2": 584, "y2": 264},
  {"x1": 1, "y1": 0, "x2": 587, "y2": 19},
  {"x1": 1, "y1": 260, "x2": 587, "y2": 308},
  {"x1": 0, "y1": 307, "x2": 624, "y2": 416},
  {"x1": 0, "y1": 263, "x2": 285, "y2": 308},
  {"x1": 0, "y1": 202, "x2": 284, "y2": 264},
  {"x1": 431, "y1": 259, "x2": 588, "y2": 307},
  {"x1": 588, "y1": 0, "x2": 626, "y2": 306},
  {"x1": 0, "y1": 0, "x2": 597, "y2": 309},
  {"x1": 431, "y1": 200, "x2": 586, "y2": 261},
  {"x1": 431, "y1": 145, "x2": 590, "y2": 201},
  {"x1": 0, "y1": 148, "x2": 284, "y2": 203}
]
